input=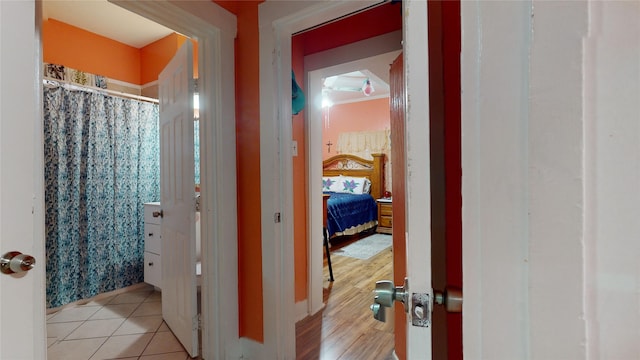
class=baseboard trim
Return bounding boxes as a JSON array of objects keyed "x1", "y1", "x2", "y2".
[
  {"x1": 239, "y1": 337, "x2": 263, "y2": 359},
  {"x1": 295, "y1": 299, "x2": 309, "y2": 322}
]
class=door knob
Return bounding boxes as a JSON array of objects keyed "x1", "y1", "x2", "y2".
[
  {"x1": 434, "y1": 286, "x2": 462, "y2": 313},
  {"x1": 370, "y1": 278, "x2": 409, "y2": 322},
  {"x1": 152, "y1": 210, "x2": 163, "y2": 218},
  {"x1": 1, "y1": 251, "x2": 36, "y2": 274}
]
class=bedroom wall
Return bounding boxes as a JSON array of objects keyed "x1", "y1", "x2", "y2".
[{"x1": 322, "y1": 98, "x2": 390, "y2": 161}]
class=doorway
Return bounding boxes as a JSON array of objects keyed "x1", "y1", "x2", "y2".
[
  {"x1": 293, "y1": 6, "x2": 402, "y2": 357},
  {"x1": 40, "y1": 1, "x2": 239, "y2": 358}
]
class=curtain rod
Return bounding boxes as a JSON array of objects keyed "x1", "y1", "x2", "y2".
[{"x1": 43, "y1": 78, "x2": 159, "y2": 104}]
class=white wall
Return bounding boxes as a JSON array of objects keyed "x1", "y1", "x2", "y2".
[
  {"x1": 585, "y1": 1, "x2": 640, "y2": 358},
  {"x1": 462, "y1": 1, "x2": 534, "y2": 357},
  {"x1": 464, "y1": 0, "x2": 640, "y2": 359},
  {"x1": 528, "y1": 2, "x2": 588, "y2": 358}
]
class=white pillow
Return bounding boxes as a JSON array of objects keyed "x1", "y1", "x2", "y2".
[
  {"x1": 337, "y1": 176, "x2": 366, "y2": 194},
  {"x1": 322, "y1": 176, "x2": 342, "y2": 192}
]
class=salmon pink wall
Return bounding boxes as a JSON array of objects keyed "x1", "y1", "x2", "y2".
[
  {"x1": 43, "y1": 19, "x2": 141, "y2": 84},
  {"x1": 322, "y1": 98, "x2": 390, "y2": 160}
]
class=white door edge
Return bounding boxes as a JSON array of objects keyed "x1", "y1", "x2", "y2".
[
  {"x1": 1, "y1": 1, "x2": 47, "y2": 358},
  {"x1": 403, "y1": 1, "x2": 433, "y2": 358}
]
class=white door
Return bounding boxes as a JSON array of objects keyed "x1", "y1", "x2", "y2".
[
  {"x1": 0, "y1": 1, "x2": 46, "y2": 358},
  {"x1": 158, "y1": 40, "x2": 199, "y2": 358},
  {"x1": 403, "y1": 1, "x2": 433, "y2": 357}
]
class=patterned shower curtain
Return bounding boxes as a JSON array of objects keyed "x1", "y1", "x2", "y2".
[{"x1": 43, "y1": 84, "x2": 160, "y2": 308}]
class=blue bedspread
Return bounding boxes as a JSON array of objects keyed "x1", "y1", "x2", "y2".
[{"x1": 325, "y1": 192, "x2": 377, "y2": 237}]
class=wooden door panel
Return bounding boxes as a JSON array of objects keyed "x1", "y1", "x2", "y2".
[{"x1": 390, "y1": 52, "x2": 408, "y2": 360}]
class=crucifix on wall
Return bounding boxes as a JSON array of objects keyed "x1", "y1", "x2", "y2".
[{"x1": 326, "y1": 140, "x2": 333, "y2": 153}]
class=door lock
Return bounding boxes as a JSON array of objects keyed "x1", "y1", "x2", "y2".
[
  {"x1": 1, "y1": 251, "x2": 36, "y2": 274},
  {"x1": 434, "y1": 286, "x2": 463, "y2": 313},
  {"x1": 411, "y1": 286, "x2": 463, "y2": 328},
  {"x1": 370, "y1": 278, "x2": 409, "y2": 322}
]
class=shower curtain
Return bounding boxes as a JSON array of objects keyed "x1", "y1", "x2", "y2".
[{"x1": 43, "y1": 84, "x2": 160, "y2": 308}]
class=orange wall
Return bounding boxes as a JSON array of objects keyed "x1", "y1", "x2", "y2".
[
  {"x1": 321, "y1": 98, "x2": 390, "y2": 160},
  {"x1": 140, "y1": 35, "x2": 199, "y2": 83},
  {"x1": 43, "y1": 19, "x2": 141, "y2": 84},
  {"x1": 292, "y1": 38, "x2": 308, "y2": 303},
  {"x1": 214, "y1": 0, "x2": 265, "y2": 343},
  {"x1": 43, "y1": 18, "x2": 196, "y2": 86}
]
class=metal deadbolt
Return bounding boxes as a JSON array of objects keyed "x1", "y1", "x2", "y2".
[
  {"x1": 1, "y1": 251, "x2": 36, "y2": 274},
  {"x1": 434, "y1": 286, "x2": 463, "y2": 313}
]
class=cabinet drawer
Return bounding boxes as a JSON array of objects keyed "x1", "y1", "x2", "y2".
[
  {"x1": 144, "y1": 203, "x2": 162, "y2": 225},
  {"x1": 379, "y1": 204, "x2": 393, "y2": 216},
  {"x1": 144, "y1": 223, "x2": 161, "y2": 254},
  {"x1": 380, "y1": 216, "x2": 393, "y2": 228},
  {"x1": 144, "y1": 252, "x2": 161, "y2": 289}
]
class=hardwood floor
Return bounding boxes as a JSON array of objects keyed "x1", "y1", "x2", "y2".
[{"x1": 296, "y1": 233, "x2": 395, "y2": 360}]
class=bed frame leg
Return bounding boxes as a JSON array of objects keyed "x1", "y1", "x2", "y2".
[{"x1": 324, "y1": 227, "x2": 334, "y2": 282}]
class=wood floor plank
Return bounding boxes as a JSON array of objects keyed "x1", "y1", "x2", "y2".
[{"x1": 296, "y1": 234, "x2": 395, "y2": 359}]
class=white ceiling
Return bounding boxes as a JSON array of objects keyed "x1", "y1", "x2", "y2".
[
  {"x1": 321, "y1": 50, "x2": 401, "y2": 105},
  {"x1": 42, "y1": 0, "x2": 174, "y2": 48}
]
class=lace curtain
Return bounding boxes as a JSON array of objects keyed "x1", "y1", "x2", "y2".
[
  {"x1": 336, "y1": 130, "x2": 392, "y2": 191},
  {"x1": 44, "y1": 84, "x2": 160, "y2": 308}
]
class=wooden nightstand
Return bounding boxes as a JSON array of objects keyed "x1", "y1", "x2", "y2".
[{"x1": 377, "y1": 198, "x2": 392, "y2": 234}]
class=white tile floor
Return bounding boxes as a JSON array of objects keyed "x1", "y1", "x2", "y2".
[{"x1": 47, "y1": 284, "x2": 197, "y2": 360}]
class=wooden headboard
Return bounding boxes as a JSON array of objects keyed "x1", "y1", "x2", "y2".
[{"x1": 322, "y1": 153, "x2": 385, "y2": 200}]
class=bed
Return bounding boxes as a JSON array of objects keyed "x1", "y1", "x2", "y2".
[{"x1": 322, "y1": 153, "x2": 385, "y2": 238}]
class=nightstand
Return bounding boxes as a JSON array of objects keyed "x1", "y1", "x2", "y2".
[{"x1": 377, "y1": 198, "x2": 392, "y2": 234}]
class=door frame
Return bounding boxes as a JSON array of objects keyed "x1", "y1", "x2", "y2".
[
  {"x1": 258, "y1": 1, "x2": 431, "y2": 358},
  {"x1": 106, "y1": 1, "x2": 240, "y2": 358}
]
